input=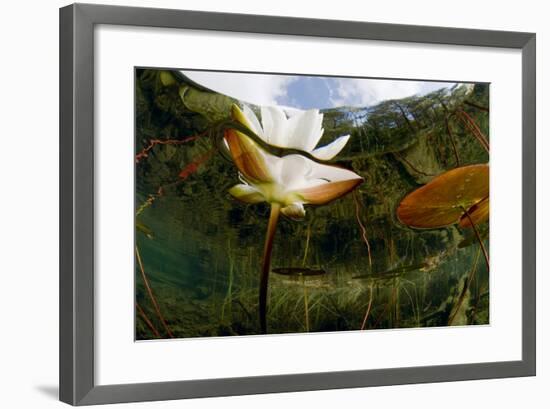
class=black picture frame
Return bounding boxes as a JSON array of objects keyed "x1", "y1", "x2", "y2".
[{"x1": 60, "y1": 3, "x2": 536, "y2": 405}]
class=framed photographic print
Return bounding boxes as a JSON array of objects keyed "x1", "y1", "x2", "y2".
[{"x1": 59, "y1": 3, "x2": 536, "y2": 405}]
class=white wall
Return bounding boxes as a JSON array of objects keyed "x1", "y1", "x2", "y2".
[{"x1": 0, "y1": 0, "x2": 546, "y2": 407}]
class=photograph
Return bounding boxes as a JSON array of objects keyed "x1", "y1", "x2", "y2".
[
  {"x1": 0, "y1": 0, "x2": 542, "y2": 407},
  {"x1": 134, "y1": 68, "x2": 490, "y2": 339}
]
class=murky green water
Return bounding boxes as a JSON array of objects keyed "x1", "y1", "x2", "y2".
[{"x1": 135, "y1": 69, "x2": 489, "y2": 339}]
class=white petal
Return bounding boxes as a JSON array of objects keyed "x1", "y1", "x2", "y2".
[
  {"x1": 261, "y1": 106, "x2": 287, "y2": 147},
  {"x1": 292, "y1": 162, "x2": 363, "y2": 205},
  {"x1": 242, "y1": 104, "x2": 265, "y2": 139},
  {"x1": 228, "y1": 184, "x2": 265, "y2": 203},
  {"x1": 288, "y1": 109, "x2": 324, "y2": 152},
  {"x1": 289, "y1": 155, "x2": 363, "y2": 198},
  {"x1": 276, "y1": 154, "x2": 312, "y2": 189},
  {"x1": 308, "y1": 161, "x2": 362, "y2": 183},
  {"x1": 282, "y1": 113, "x2": 302, "y2": 147},
  {"x1": 281, "y1": 202, "x2": 306, "y2": 220},
  {"x1": 311, "y1": 135, "x2": 351, "y2": 160}
]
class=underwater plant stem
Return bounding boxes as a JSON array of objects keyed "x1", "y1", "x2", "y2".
[
  {"x1": 393, "y1": 152, "x2": 435, "y2": 177},
  {"x1": 221, "y1": 239, "x2": 234, "y2": 322},
  {"x1": 303, "y1": 276, "x2": 310, "y2": 332},
  {"x1": 136, "y1": 302, "x2": 161, "y2": 338},
  {"x1": 373, "y1": 296, "x2": 391, "y2": 329},
  {"x1": 135, "y1": 135, "x2": 201, "y2": 164},
  {"x1": 135, "y1": 245, "x2": 174, "y2": 338},
  {"x1": 448, "y1": 247, "x2": 481, "y2": 325},
  {"x1": 353, "y1": 191, "x2": 372, "y2": 268},
  {"x1": 445, "y1": 115, "x2": 461, "y2": 166},
  {"x1": 302, "y1": 223, "x2": 311, "y2": 267},
  {"x1": 455, "y1": 109, "x2": 490, "y2": 153},
  {"x1": 461, "y1": 208, "x2": 490, "y2": 272},
  {"x1": 259, "y1": 203, "x2": 281, "y2": 334},
  {"x1": 464, "y1": 100, "x2": 489, "y2": 112},
  {"x1": 360, "y1": 284, "x2": 374, "y2": 330}
]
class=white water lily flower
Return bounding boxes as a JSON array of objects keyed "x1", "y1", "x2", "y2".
[
  {"x1": 238, "y1": 104, "x2": 351, "y2": 161},
  {"x1": 225, "y1": 104, "x2": 363, "y2": 220}
]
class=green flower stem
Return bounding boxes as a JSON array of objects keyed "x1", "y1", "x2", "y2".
[{"x1": 259, "y1": 203, "x2": 281, "y2": 334}]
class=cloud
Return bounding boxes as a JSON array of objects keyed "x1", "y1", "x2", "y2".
[
  {"x1": 181, "y1": 69, "x2": 457, "y2": 111},
  {"x1": 181, "y1": 70, "x2": 297, "y2": 107},
  {"x1": 328, "y1": 78, "x2": 456, "y2": 107}
]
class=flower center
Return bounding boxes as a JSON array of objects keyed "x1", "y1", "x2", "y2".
[{"x1": 257, "y1": 182, "x2": 300, "y2": 206}]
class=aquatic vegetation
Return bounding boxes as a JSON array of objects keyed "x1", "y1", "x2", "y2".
[
  {"x1": 272, "y1": 267, "x2": 329, "y2": 332},
  {"x1": 396, "y1": 163, "x2": 489, "y2": 325},
  {"x1": 224, "y1": 104, "x2": 363, "y2": 333},
  {"x1": 135, "y1": 245, "x2": 173, "y2": 338}
]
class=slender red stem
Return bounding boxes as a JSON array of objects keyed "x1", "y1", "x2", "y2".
[
  {"x1": 136, "y1": 302, "x2": 161, "y2": 338},
  {"x1": 360, "y1": 284, "x2": 374, "y2": 330},
  {"x1": 445, "y1": 115, "x2": 461, "y2": 166},
  {"x1": 353, "y1": 191, "x2": 372, "y2": 267},
  {"x1": 136, "y1": 245, "x2": 174, "y2": 338},
  {"x1": 135, "y1": 135, "x2": 200, "y2": 163},
  {"x1": 259, "y1": 204, "x2": 281, "y2": 334},
  {"x1": 455, "y1": 110, "x2": 490, "y2": 153},
  {"x1": 448, "y1": 247, "x2": 481, "y2": 325},
  {"x1": 463, "y1": 100, "x2": 489, "y2": 112},
  {"x1": 461, "y1": 209, "x2": 490, "y2": 272},
  {"x1": 354, "y1": 191, "x2": 375, "y2": 330},
  {"x1": 394, "y1": 152, "x2": 435, "y2": 177}
]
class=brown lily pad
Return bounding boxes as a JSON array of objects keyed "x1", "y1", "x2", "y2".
[
  {"x1": 459, "y1": 196, "x2": 489, "y2": 228},
  {"x1": 397, "y1": 164, "x2": 489, "y2": 229}
]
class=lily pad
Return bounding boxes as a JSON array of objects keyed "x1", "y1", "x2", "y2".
[
  {"x1": 397, "y1": 164, "x2": 489, "y2": 229},
  {"x1": 459, "y1": 196, "x2": 489, "y2": 228}
]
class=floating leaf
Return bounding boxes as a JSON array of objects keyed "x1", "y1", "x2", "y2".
[
  {"x1": 397, "y1": 164, "x2": 489, "y2": 229},
  {"x1": 459, "y1": 196, "x2": 489, "y2": 228}
]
